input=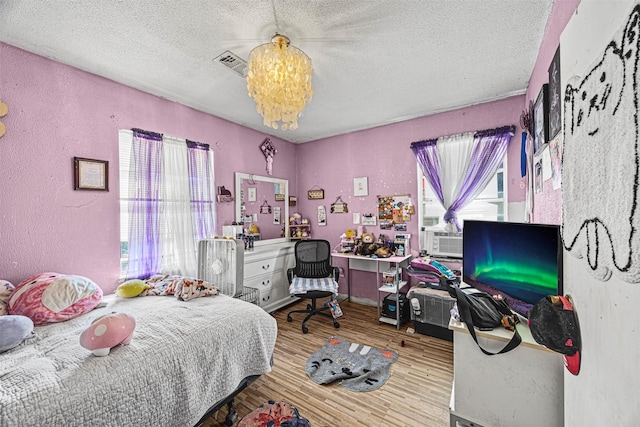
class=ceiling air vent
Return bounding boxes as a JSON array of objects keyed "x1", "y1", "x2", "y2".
[{"x1": 213, "y1": 50, "x2": 248, "y2": 78}]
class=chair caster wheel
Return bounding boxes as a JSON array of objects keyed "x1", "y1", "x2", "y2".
[
  {"x1": 302, "y1": 325, "x2": 309, "y2": 334},
  {"x1": 287, "y1": 315, "x2": 293, "y2": 322},
  {"x1": 333, "y1": 322, "x2": 340, "y2": 329}
]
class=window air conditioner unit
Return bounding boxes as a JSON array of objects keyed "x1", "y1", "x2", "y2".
[{"x1": 423, "y1": 229, "x2": 463, "y2": 258}]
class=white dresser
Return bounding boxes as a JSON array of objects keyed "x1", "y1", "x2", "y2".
[{"x1": 243, "y1": 242, "x2": 296, "y2": 313}]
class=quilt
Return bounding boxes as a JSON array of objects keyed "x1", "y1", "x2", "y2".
[{"x1": 0, "y1": 294, "x2": 277, "y2": 426}]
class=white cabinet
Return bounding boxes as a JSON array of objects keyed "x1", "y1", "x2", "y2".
[
  {"x1": 449, "y1": 318, "x2": 564, "y2": 427},
  {"x1": 243, "y1": 242, "x2": 296, "y2": 313}
]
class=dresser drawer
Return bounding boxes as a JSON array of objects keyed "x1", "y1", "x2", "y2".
[
  {"x1": 245, "y1": 272, "x2": 281, "y2": 290},
  {"x1": 244, "y1": 254, "x2": 288, "y2": 278}
]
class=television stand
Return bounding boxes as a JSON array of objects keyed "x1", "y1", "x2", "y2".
[{"x1": 448, "y1": 316, "x2": 564, "y2": 427}]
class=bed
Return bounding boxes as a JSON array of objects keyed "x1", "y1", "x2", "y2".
[{"x1": 0, "y1": 293, "x2": 277, "y2": 427}]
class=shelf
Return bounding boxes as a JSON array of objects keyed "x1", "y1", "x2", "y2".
[
  {"x1": 378, "y1": 316, "x2": 398, "y2": 325},
  {"x1": 288, "y1": 224, "x2": 310, "y2": 227},
  {"x1": 378, "y1": 280, "x2": 407, "y2": 293}
]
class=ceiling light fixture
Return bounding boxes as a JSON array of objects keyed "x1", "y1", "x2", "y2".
[{"x1": 247, "y1": 34, "x2": 313, "y2": 130}]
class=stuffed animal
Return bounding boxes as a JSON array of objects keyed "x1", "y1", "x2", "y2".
[
  {"x1": 80, "y1": 312, "x2": 136, "y2": 356},
  {"x1": 0, "y1": 279, "x2": 15, "y2": 316},
  {"x1": 361, "y1": 232, "x2": 375, "y2": 244},
  {"x1": 115, "y1": 279, "x2": 150, "y2": 298},
  {"x1": 0, "y1": 315, "x2": 34, "y2": 353}
]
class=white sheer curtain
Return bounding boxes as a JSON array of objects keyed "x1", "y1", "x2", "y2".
[
  {"x1": 436, "y1": 132, "x2": 476, "y2": 231},
  {"x1": 160, "y1": 136, "x2": 197, "y2": 277}
]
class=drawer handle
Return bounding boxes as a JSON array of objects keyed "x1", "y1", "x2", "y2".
[
  {"x1": 262, "y1": 264, "x2": 270, "y2": 270},
  {"x1": 262, "y1": 280, "x2": 270, "y2": 286}
]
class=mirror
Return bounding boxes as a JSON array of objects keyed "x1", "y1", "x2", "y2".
[{"x1": 235, "y1": 172, "x2": 289, "y2": 245}]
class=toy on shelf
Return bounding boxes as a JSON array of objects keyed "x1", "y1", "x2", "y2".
[{"x1": 289, "y1": 212, "x2": 311, "y2": 239}]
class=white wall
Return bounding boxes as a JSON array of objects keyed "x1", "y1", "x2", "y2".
[{"x1": 561, "y1": 1, "x2": 640, "y2": 424}]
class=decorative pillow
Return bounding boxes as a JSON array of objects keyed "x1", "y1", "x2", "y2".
[
  {"x1": 7, "y1": 273, "x2": 103, "y2": 325},
  {"x1": 0, "y1": 280, "x2": 15, "y2": 316},
  {"x1": 0, "y1": 315, "x2": 34, "y2": 353}
]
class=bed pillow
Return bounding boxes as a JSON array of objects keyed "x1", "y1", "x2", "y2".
[
  {"x1": 0, "y1": 280, "x2": 15, "y2": 316},
  {"x1": 7, "y1": 273, "x2": 103, "y2": 325},
  {"x1": 0, "y1": 315, "x2": 34, "y2": 353}
]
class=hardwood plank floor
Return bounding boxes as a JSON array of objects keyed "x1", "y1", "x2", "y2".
[{"x1": 202, "y1": 299, "x2": 454, "y2": 427}]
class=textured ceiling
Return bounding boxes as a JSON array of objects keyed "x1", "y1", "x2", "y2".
[{"x1": 0, "y1": 0, "x2": 553, "y2": 143}]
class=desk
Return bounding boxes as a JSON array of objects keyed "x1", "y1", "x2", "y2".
[{"x1": 331, "y1": 252, "x2": 412, "y2": 329}]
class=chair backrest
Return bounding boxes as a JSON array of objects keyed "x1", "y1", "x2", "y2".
[{"x1": 292, "y1": 239, "x2": 333, "y2": 278}]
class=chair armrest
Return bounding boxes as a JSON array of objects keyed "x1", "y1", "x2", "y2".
[
  {"x1": 332, "y1": 266, "x2": 340, "y2": 282},
  {"x1": 287, "y1": 268, "x2": 295, "y2": 284}
]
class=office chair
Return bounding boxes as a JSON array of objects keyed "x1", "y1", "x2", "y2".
[{"x1": 286, "y1": 239, "x2": 340, "y2": 334}]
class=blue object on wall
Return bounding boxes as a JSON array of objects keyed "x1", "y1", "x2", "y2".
[{"x1": 521, "y1": 132, "x2": 527, "y2": 177}]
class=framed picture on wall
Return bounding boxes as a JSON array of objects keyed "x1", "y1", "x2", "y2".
[
  {"x1": 74, "y1": 157, "x2": 109, "y2": 191},
  {"x1": 548, "y1": 46, "x2": 562, "y2": 140},
  {"x1": 533, "y1": 83, "x2": 549, "y2": 154}
]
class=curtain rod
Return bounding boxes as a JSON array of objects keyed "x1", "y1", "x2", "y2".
[{"x1": 409, "y1": 124, "x2": 515, "y2": 148}]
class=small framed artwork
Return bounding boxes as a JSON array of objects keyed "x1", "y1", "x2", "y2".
[
  {"x1": 273, "y1": 206, "x2": 281, "y2": 225},
  {"x1": 317, "y1": 206, "x2": 327, "y2": 226},
  {"x1": 289, "y1": 196, "x2": 297, "y2": 206},
  {"x1": 534, "y1": 156, "x2": 543, "y2": 193},
  {"x1": 548, "y1": 46, "x2": 562, "y2": 140},
  {"x1": 353, "y1": 177, "x2": 368, "y2": 197},
  {"x1": 248, "y1": 187, "x2": 257, "y2": 202},
  {"x1": 260, "y1": 200, "x2": 272, "y2": 214},
  {"x1": 533, "y1": 83, "x2": 550, "y2": 154},
  {"x1": 74, "y1": 157, "x2": 109, "y2": 191},
  {"x1": 362, "y1": 214, "x2": 377, "y2": 226},
  {"x1": 275, "y1": 193, "x2": 285, "y2": 202},
  {"x1": 307, "y1": 187, "x2": 325, "y2": 200}
]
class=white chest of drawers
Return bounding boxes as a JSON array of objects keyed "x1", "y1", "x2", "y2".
[{"x1": 243, "y1": 242, "x2": 296, "y2": 313}]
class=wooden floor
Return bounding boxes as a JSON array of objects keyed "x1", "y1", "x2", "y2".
[{"x1": 202, "y1": 299, "x2": 454, "y2": 427}]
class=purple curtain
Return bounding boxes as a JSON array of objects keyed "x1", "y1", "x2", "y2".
[
  {"x1": 125, "y1": 128, "x2": 163, "y2": 280},
  {"x1": 186, "y1": 140, "x2": 216, "y2": 242},
  {"x1": 410, "y1": 138, "x2": 443, "y2": 203},
  {"x1": 410, "y1": 126, "x2": 514, "y2": 232},
  {"x1": 445, "y1": 126, "x2": 514, "y2": 230}
]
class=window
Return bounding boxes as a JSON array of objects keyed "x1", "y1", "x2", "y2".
[
  {"x1": 119, "y1": 129, "x2": 216, "y2": 280},
  {"x1": 417, "y1": 160, "x2": 507, "y2": 247}
]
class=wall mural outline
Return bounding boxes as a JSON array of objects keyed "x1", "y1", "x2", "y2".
[{"x1": 562, "y1": 3, "x2": 640, "y2": 283}]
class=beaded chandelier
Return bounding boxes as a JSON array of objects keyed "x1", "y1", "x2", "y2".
[{"x1": 247, "y1": 34, "x2": 313, "y2": 130}]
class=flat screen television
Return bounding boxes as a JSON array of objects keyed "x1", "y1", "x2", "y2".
[{"x1": 462, "y1": 220, "x2": 563, "y2": 319}]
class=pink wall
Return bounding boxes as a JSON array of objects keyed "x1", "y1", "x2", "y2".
[
  {"x1": 0, "y1": 42, "x2": 297, "y2": 294},
  {"x1": 526, "y1": 0, "x2": 581, "y2": 224},
  {"x1": 295, "y1": 96, "x2": 526, "y2": 301},
  {"x1": 1, "y1": 0, "x2": 579, "y2": 299}
]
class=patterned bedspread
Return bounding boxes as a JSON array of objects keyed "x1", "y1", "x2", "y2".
[{"x1": 0, "y1": 294, "x2": 277, "y2": 427}]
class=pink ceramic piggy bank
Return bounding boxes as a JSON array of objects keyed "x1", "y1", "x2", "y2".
[{"x1": 79, "y1": 312, "x2": 136, "y2": 356}]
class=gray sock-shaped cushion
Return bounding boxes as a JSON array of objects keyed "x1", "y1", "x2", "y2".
[{"x1": 0, "y1": 315, "x2": 34, "y2": 353}]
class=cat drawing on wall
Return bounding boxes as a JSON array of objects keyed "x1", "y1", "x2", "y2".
[{"x1": 562, "y1": 5, "x2": 640, "y2": 283}]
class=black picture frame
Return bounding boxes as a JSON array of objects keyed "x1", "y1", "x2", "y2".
[
  {"x1": 74, "y1": 157, "x2": 109, "y2": 191},
  {"x1": 548, "y1": 46, "x2": 562, "y2": 140},
  {"x1": 533, "y1": 83, "x2": 549, "y2": 154}
]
